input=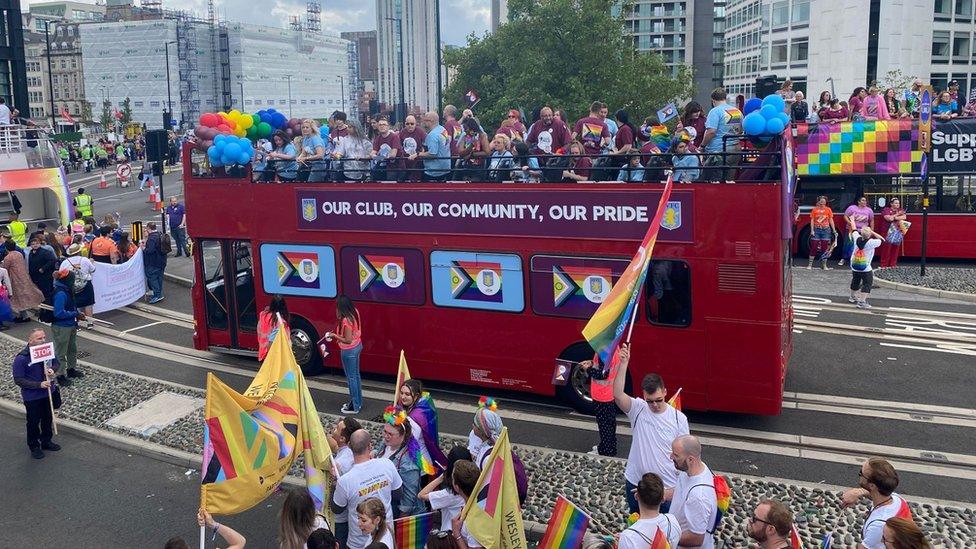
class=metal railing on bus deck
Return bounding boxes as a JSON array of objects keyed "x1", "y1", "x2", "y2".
[
  {"x1": 186, "y1": 135, "x2": 785, "y2": 185},
  {"x1": 0, "y1": 125, "x2": 63, "y2": 171}
]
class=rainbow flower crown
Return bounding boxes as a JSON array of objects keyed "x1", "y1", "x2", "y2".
[
  {"x1": 383, "y1": 405, "x2": 408, "y2": 426},
  {"x1": 477, "y1": 396, "x2": 498, "y2": 411}
]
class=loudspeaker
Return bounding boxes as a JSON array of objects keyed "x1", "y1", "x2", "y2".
[
  {"x1": 755, "y1": 75, "x2": 780, "y2": 98},
  {"x1": 146, "y1": 129, "x2": 168, "y2": 162}
]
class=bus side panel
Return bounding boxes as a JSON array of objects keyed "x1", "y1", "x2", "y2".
[
  {"x1": 705, "y1": 319, "x2": 784, "y2": 415},
  {"x1": 900, "y1": 213, "x2": 976, "y2": 258},
  {"x1": 628, "y1": 323, "x2": 708, "y2": 410}
]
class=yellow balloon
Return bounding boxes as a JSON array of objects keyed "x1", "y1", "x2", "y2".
[
  {"x1": 239, "y1": 116, "x2": 253, "y2": 130},
  {"x1": 234, "y1": 127, "x2": 246, "y2": 137},
  {"x1": 229, "y1": 109, "x2": 241, "y2": 118}
]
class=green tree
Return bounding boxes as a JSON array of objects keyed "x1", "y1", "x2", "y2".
[
  {"x1": 120, "y1": 96, "x2": 133, "y2": 125},
  {"x1": 877, "y1": 69, "x2": 917, "y2": 95},
  {"x1": 442, "y1": 0, "x2": 694, "y2": 129},
  {"x1": 80, "y1": 100, "x2": 94, "y2": 125},
  {"x1": 100, "y1": 99, "x2": 113, "y2": 131}
]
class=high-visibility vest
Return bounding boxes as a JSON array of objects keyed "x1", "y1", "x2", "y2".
[
  {"x1": 70, "y1": 219, "x2": 86, "y2": 235},
  {"x1": 8, "y1": 220, "x2": 27, "y2": 248},
  {"x1": 75, "y1": 193, "x2": 93, "y2": 216}
]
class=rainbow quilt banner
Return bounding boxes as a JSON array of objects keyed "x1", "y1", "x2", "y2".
[
  {"x1": 260, "y1": 244, "x2": 336, "y2": 298},
  {"x1": 794, "y1": 120, "x2": 923, "y2": 176}
]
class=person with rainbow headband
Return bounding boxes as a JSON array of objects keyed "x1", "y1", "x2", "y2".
[
  {"x1": 396, "y1": 378, "x2": 448, "y2": 473},
  {"x1": 376, "y1": 407, "x2": 430, "y2": 517},
  {"x1": 467, "y1": 397, "x2": 529, "y2": 505}
]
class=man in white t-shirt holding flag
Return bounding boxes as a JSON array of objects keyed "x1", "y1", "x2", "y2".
[
  {"x1": 613, "y1": 344, "x2": 690, "y2": 514},
  {"x1": 331, "y1": 429, "x2": 403, "y2": 549},
  {"x1": 841, "y1": 457, "x2": 913, "y2": 549}
]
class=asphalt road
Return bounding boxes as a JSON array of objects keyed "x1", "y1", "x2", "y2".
[{"x1": 0, "y1": 412, "x2": 280, "y2": 548}]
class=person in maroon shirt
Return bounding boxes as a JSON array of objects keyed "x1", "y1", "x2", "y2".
[
  {"x1": 502, "y1": 109, "x2": 527, "y2": 136},
  {"x1": 612, "y1": 109, "x2": 636, "y2": 155},
  {"x1": 562, "y1": 141, "x2": 592, "y2": 181},
  {"x1": 677, "y1": 102, "x2": 706, "y2": 148},
  {"x1": 496, "y1": 118, "x2": 524, "y2": 143},
  {"x1": 329, "y1": 111, "x2": 350, "y2": 148},
  {"x1": 456, "y1": 117, "x2": 490, "y2": 179},
  {"x1": 398, "y1": 115, "x2": 427, "y2": 181},
  {"x1": 526, "y1": 106, "x2": 572, "y2": 156},
  {"x1": 370, "y1": 116, "x2": 402, "y2": 181},
  {"x1": 848, "y1": 88, "x2": 867, "y2": 121},
  {"x1": 573, "y1": 101, "x2": 610, "y2": 157},
  {"x1": 443, "y1": 104, "x2": 462, "y2": 156}
]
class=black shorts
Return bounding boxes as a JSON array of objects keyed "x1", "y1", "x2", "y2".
[{"x1": 851, "y1": 271, "x2": 874, "y2": 293}]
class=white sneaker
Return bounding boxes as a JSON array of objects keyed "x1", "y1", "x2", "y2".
[
  {"x1": 856, "y1": 301, "x2": 872, "y2": 309},
  {"x1": 587, "y1": 449, "x2": 599, "y2": 455},
  {"x1": 848, "y1": 296, "x2": 857, "y2": 303},
  {"x1": 838, "y1": 259, "x2": 845, "y2": 266}
]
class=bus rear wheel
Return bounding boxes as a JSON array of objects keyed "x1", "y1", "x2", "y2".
[
  {"x1": 797, "y1": 226, "x2": 811, "y2": 258},
  {"x1": 555, "y1": 343, "x2": 596, "y2": 414},
  {"x1": 290, "y1": 317, "x2": 323, "y2": 376}
]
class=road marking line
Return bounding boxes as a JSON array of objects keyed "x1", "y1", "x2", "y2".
[{"x1": 880, "y1": 341, "x2": 976, "y2": 357}]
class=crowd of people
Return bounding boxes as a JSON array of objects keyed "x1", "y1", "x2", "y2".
[
  {"x1": 240, "y1": 89, "x2": 750, "y2": 185},
  {"x1": 781, "y1": 78, "x2": 976, "y2": 123}
]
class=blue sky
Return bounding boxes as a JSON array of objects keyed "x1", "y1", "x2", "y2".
[{"x1": 22, "y1": 0, "x2": 490, "y2": 46}]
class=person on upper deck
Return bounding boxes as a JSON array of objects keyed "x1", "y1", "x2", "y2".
[
  {"x1": 410, "y1": 112, "x2": 452, "y2": 182},
  {"x1": 572, "y1": 102, "x2": 611, "y2": 158}
]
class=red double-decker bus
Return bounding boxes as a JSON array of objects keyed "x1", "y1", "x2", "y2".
[{"x1": 183, "y1": 140, "x2": 794, "y2": 415}]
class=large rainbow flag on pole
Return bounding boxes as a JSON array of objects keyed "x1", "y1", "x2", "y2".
[
  {"x1": 538, "y1": 495, "x2": 590, "y2": 549},
  {"x1": 394, "y1": 512, "x2": 435, "y2": 549},
  {"x1": 200, "y1": 321, "x2": 334, "y2": 519},
  {"x1": 582, "y1": 174, "x2": 675, "y2": 366}
]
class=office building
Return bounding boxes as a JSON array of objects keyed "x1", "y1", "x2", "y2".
[
  {"x1": 342, "y1": 31, "x2": 378, "y2": 117},
  {"x1": 722, "y1": 0, "x2": 975, "y2": 103},
  {"x1": 621, "y1": 0, "x2": 725, "y2": 106},
  {"x1": 23, "y1": 17, "x2": 86, "y2": 130},
  {"x1": 376, "y1": 0, "x2": 441, "y2": 115},
  {"x1": 0, "y1": 0, "x2": 30, "y2": 116},
  {"x1": 491, "y1": 0, "x2": 509, "y2": 32}
]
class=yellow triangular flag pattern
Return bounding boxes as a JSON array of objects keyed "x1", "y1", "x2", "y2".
[
  {"x1": 200, "y1": 325, "x2": 334, "y2": 517},
  {"x1": 393, "y1": 349, "x2": 411, "y2": 405},
  {"x1": 460, "y1": 428, "x2": 526, "y2": 549}
]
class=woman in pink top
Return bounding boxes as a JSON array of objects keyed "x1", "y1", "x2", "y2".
[
  {"x1": 860, "y1": 86, "x2": 890, "y2": 121},
  {"x1": 879, "y1": 198, "x2": 908, "y2": 268},
  {"x1": 327, "y1": 295, "x2": 362, "y2": 414}
]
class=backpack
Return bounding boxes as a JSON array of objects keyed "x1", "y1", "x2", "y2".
[
  {"x1": 160, "y1": 233, "x2": 173, "y2": 254},
  {"x1": 65, "y1": 258, "x2": 89, "y2": 293},
  {"x1": 691, "y1": 474, "x2": 732, "y2": 534}
]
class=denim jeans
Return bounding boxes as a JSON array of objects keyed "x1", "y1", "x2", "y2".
[
  {"x1": 341, "y1": 343, "x2": 363, "y2": 411},
  {"x1": 145, "y1": 265, "x2": 164, "y2": 299},
  {"x1": 170, "y1": 226, "x2": 188, "y2": 256}
]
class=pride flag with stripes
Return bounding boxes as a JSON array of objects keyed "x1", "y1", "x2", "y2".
[
  {"x1": 667, "y1": 388, "x2": 683, "y2": 412},
  {"x1": 394, "y1": 512, "x2": 435, "y2": 549},
  {"x1": 538, "y1": 495, "x2": 590, "y2": 549},
  {"x1": 651, "y1": 528, "x2": 672, "y2": 549},
  {"x1": 582, "y1": 174, "x2": 675, "y2": 366}
]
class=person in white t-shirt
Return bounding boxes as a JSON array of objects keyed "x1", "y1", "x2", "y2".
[
  {"x1": 420, "y1": 446, "x2": 473, "y2": 532},
  {"x1": 746, "y1": 499, "x2": 795, "y2": 549},
  {"x1": 327, "y1": 417, "x2": 362, "y2": 548},
  {"x1": 0, "y1": 98, "x2": 10, "y2": 125},
  {"x1": 669, "y1": 435, "x2": 717, "y2": 549},
  {"x1": 331, "y1": 430, "x2": 403, "y2": 549},
  {"x1": 618, "y1": 472, "x2": 682, "y2": 549},
  {"x1": 612, "y1": 343, "x2": 690, "y2": 513},
  {"x1": 841, "y1": 457, "x2": 914, "y2": 549},
  {"x1": 848, "y1": 226, "x2": 884, "y2": 309},
  {"x1": 356, "y1": 498, "x2": 395, "y2": 549},
  {"x1": 450, "y1": 460, "x2": 485, "y2": 549}
]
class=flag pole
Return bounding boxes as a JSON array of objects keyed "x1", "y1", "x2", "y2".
[
  {"x1": 44, "y1": 360, "x2": 58, "y2": 435},
  {"x1": 555, "y1": 493, "x2": 615, "y2": 539},
  {"x1": 199, "y1": 525, "x2": 205, "y2": 549}
]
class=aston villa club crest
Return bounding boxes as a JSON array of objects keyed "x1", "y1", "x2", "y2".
[
  {"x1": 589, "y1": 277, "x2": 603, "y2": 295},
  {"x1": 302, "y1": 198, "x2": 317, "y2": 222},
  {"x1": 662, "y1": 201, "x2": 682, "y2": 230}
]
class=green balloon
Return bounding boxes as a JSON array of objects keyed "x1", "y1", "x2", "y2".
[
  {"x1": 246, "y1": 125, "x2": 258, "y2": 138},
  {"x1": 251, "y1": 114, "x2": 260, "y2": 127},
  {"x1": 257, "y1": 122, "x2": 272, "y2": 138}
]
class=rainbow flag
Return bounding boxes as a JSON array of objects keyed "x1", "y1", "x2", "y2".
[
  {"x1": 651, "y1": 527, "x2": 672, "y2": 549},
  {"x1": 394, "y1": 512, "x2": 435, "y2": 549},
  {"x1": 407, "y1": 393, "x2": 448, "y2": 471},
  {"x1": 538, "y1": 495, "x2": 589, "y2": 549},
  {"x1": 582, "y1": 174, "x2": 674, "y2": 366},
  {"x1": 667, "y1": 388, "x2": 683, "y2": 412},
  {"x1": 712, "y1": 475, "x2": 731, "y2": 531}
]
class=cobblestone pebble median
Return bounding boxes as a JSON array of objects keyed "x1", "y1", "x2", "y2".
[
  {"x1": 1, "y1": 338, "x2": 974, "y2": 547},
  {"x1": 877, "y1": 266, "x2": 976, "y2": 295}
]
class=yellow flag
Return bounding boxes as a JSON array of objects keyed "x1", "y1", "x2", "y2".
[
  {"x1": 393, "y1": 349, "x2": 411, "y2": 405},
  {"x1": 461, "y1": 428, "x2": 526, "y2": 549},
  {"x1": 200, "y1": 326, "x2": 334, "y2": 516}
]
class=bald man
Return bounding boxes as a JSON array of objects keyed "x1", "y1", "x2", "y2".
[
  {"x1": 526, "y1": 106, "x2": 572, "y2": 156},
  {"x1": 331, "y1": 429, "x2": 402, "y2": 549},
  {"x1": 409, "y1": 112, "x2": 451, "y2": 181},
  {"x1": 668, "y1": 435, "x2": 717, "y2": 549},
  {"x1": 399, "y1": 115, "x2": 427, "y2": 181}
]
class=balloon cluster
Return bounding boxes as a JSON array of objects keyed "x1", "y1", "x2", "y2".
[
  {"x1": 743, "y1": 95, "x2": 791, "y2": 138},
  {"x1": 207, "y1": 134, "x2": 255, "y2": 167}
]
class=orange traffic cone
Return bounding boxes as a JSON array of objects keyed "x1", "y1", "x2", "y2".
[
  {"x1": 147, "y1": 183, "x2": 157, "y2": 204},
  {"x1": 99, "y1": 173, "x2": 107, "y2": 189},
  {"x1": 154, "y1": 196, "x2": 163, "y2": 212}
]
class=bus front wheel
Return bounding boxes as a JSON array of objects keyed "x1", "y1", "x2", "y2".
[
  {"x1": 290, "y1": 317, "x2": 323, "y2": 376},
  {"x1": 555, "y1": 343, "x2": 597, "y2": 414}
]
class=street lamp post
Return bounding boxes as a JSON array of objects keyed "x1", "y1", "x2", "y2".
[
  {"x1": 385, "y1": 16, "x2": 405, "y2": 123},
  {"x1": 337, "y1": 75, "x2": 345, "y2": 114},
  {"x1": 284, "y1": 74, "x2": 292, "y2": 118},
  {"x1": 42, "y1": 19, "x2": 57, "y2": 132},
  {"x1": 239, "y1": 81, "x2": 244, "y2": 109},
  {"x1": 164, "y1": 41, "x2": 175, "y2": 129}
]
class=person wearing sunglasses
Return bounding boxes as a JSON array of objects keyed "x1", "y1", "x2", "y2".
[
  {"x1": 618, "y1": 472, "x2": 681, "y2": 549},
  {"x1": 746, "y1": 499, "x2": 794, "y2": 548},
  {"x1": 612, "y1": 343, "x2": 690, "y2": 514},
  {"x1": 840, "y1": 457, "x2": 914, "y2": 549}
]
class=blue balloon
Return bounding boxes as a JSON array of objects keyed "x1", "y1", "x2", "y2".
[
  {"x1": 744, "y1": 98, "x2": 763, "y2": 116},
  {"x1": 237, "y1": 152, "x2": 250, "y2": 165},
  {"x1": 224, "y1": 142, "x2": 242, "y2": 159},
  {"x1": 759, "y1": 104, "x2": 779, "y2": 120},
  {"x1": 260, "y1": 113, "x2": 272, "y2": 124},
  {"x1": 776, "y1": 112, "x2": 791, "y2": 127},
  {"x1": 742, "y1": 112, "x2": 766, "y2": 136},
  {"x1": 319, "y1": 125, "x2": 330, "y2": 139},
  {"x1": 267, "y1": 108, "x2": 277, "y2": 114},
  {"x1": 765, "y1": 117, "x2": 786, "y2": 135},
  {"x1": 207, "y1": 145, "x2": 220, "y2": 160},
  {"x1": 761, "y1": 94, "x2": 786, "y2": 113},
  {"x1": 214, "y1": 134, "x2": 227, "y2": 144}
]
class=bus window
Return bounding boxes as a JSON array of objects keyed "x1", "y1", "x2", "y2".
[
  {"x1": 201, "y1": 240, "x2": 228, "y2": 331},
  {"x1": 340, "y1": 246, "x2": 426, "y2": 305},
  {"x1": 258, "y1": 244, "x2": 337, "y2": 298},
  {"x1": 645, "y1": 259, "x2": 691, "y2": 327},
  {"x1": 528, "y1": 255, "x2": 629, "y2": 319},
  {"x1": 939, "y1": 175, "x2": 975, "y2": 212},
  {"x1": 430, "y1": 251, "x2": 524, "y2": 313},
  {"x1": 232, "y1": 241, "x2": 257, "y2": 333}
]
